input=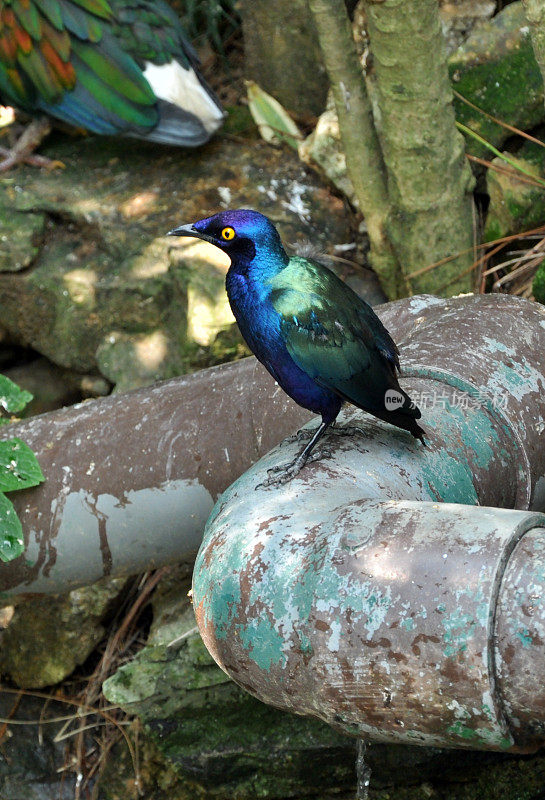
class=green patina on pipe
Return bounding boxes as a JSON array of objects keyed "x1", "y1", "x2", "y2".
[{"x1": 193, "y1": 294, "x2": 545, "y2": 753}]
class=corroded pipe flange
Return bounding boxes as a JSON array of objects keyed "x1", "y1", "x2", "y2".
[
  {"x1": 194, "y1": 497, "x2": 545, "y2": 751},
  {"x1": 495, "y1": 526, "x2": 545, "y2": 745}
]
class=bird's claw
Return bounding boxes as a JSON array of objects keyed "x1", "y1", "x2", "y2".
[
  {"x1": 0, "y1": 117, "x2": 61, "y2": 173},
  {"x1": 256, "y1": 459, "x2": 305, "y2": 488},
  {"x1": 307, "y1": 444, "x2": 334, "y2": 462},
  {"x1": 255, "y1": 446, "x2": 334, "y2": 489},
  {"x1": 0, "y1": 146, "x2": 64, "y2": 173}
]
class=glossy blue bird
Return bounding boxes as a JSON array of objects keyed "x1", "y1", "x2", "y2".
[{"x1": 168, "y1": 209, "x2": 425, "y2": 483}]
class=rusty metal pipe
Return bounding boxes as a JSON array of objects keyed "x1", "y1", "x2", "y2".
[
  {"x1": 2, "y1": 292, "x2": 544, "y2": 602},
  {"x1": 192, "y1": 294, "x2": 545, "y2": 753},
  {"x1": 0, "y1": 358, "x2": 311, "y2": 596}
]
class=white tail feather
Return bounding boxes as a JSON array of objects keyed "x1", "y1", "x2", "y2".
[{"x1": 143, "y1": 60, "x2": 224, "y2": 135}]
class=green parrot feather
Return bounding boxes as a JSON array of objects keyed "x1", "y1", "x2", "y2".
[{"x1": 0, "y1": 0, "x2": 223, "y2": 144}]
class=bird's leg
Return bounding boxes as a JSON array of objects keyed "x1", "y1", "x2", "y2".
[
  {"x1": 258, "y1": 420, "x2": 332, "y2": 488},
  {"x1": 293, "y1": 420, "x2": 332, "y2": 464},
  {"x1": 283, "y1": 419, "x2": 362, "y2": 447},
  {"x1": 282, "y1": 425, "x2": 320, "y2": 445},
  {"x1": 0, "y1": 117, "x2": 64, "y2": 173}
]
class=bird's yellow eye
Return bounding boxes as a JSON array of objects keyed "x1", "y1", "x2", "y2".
[{"x1": 221, "y1": 226, "x2": 236, "y2": 241}]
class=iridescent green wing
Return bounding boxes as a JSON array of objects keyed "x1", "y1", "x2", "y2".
[{"x1": 270, "y1": 257, "x2": 401, "y2": 412}]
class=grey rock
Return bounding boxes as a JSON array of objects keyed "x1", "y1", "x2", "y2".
[
  {"x1": 240, "y1": 0, "x2": 329, "y2": 117},
  {"x1": 439, "y1": 0, "x2": 496, "y2": 54},
  {"x1": 0, "y1": 693, "x2": 79, "y2": 799},
  {"x1": 0, "y1": 133, "x2": 353, "y2": 392},
  {"x1": 3, "y1": 357, "x2": 82, "y2": 416}
]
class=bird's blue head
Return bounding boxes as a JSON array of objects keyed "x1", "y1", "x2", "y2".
[{"x1": 167, "y1": 209, "x2": 288, "y2": 266}]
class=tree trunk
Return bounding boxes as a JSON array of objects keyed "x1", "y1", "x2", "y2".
[
  {"x1": 364, "y1": 0, "x2": 476, "y2": 296},
  {"x1": 308, "y1": 0, "x2": 406, "y2": 298}
]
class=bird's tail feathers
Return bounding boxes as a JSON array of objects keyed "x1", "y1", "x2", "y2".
[
  {"x1": 398, "y1": 415, "x2": 427, "y2": 444},
  {"x1": 133, "y1": 99, "x2": 210, "y2": 146},
  {"x1": 374, "y1": 408, "x2": 427, "y2": 444},
  {"x1": 371, "y1": 385, "x2": 426, "y2": 442},
  {"x1": 382, "y1": 386, "x2": 422, "y2": 419},
  {"x1": 142, "y1": 60, "x2": 224, "y2": 144}
]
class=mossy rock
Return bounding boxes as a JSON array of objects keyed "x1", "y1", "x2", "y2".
[
  {"x1": 0, "y1": 576, "x2": 126, "y2": 688},
  {"x1": 370, "y1": 750, "x2": 545, "y2": 799},
  {"x1": 450, "y1": 3, "x2": 545, "y2": 159},
  {"x1": 485, "y1": 140, "x2": 545, "y2": 242},
  {"x1": 0, "y1": 208, "x2": 45, "y2": 273}
]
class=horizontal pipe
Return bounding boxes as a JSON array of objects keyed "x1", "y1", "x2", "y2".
[
  {"x1": 0, "y1": 293, "x2": 455, "y2": 597},
  {"x1": 3, "y1": 293, "x2": 544, "y2": 598},
  {"x1": 0, "y1": 357, "x2": 310, "y2": 596},
  {"x1": 192, "y1": 294, "x2": 545, "y2": 752}
]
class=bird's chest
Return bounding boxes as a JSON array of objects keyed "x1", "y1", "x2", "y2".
[{"x1": 225, "y1": 271, "x2": 283, "y2": 355}]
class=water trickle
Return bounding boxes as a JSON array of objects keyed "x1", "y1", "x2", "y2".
[{"x1": 356, "y1": 739, "x2": 371, "y2": 800}]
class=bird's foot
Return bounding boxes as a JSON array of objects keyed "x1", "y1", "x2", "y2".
[
  {"x1": 0, "y1": 147, "x2": 64, "y2": 173},
  {"x1": 256, "y1": 445, "x2": 334, "y2": 489},
  {"x1": 257, "y1": 460, "x2": 305, "y2": 488}
]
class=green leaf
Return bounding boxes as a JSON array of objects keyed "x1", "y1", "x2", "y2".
[
  {"x1": 246, "y1": 80, "x2": 302, "y2": 151},
  {"x1": 0, "y1": 439, "x2": 45, "y2": 493},
  {"x1": 0, "y1": 375, "x2": 33, "y2": 415},
  {"x1": 0, "y1": 493, "x2": 24, "y2": 563}
]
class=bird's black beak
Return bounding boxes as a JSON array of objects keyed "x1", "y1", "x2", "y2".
[
  {"x1": 166, "y1": 224, "x2": 218, "y2": 245},
  {"x1": 167, "y1": 223, "x2": 197, "y2": 237}
]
